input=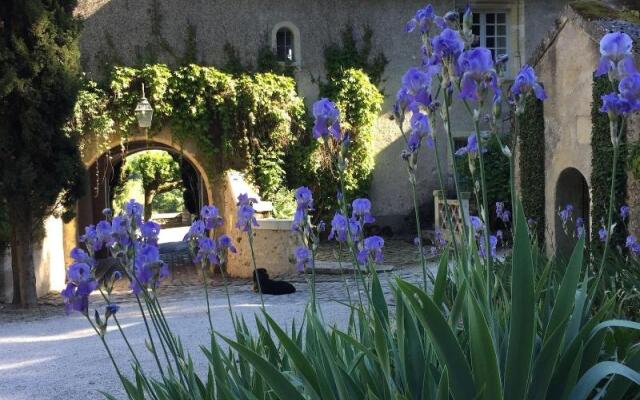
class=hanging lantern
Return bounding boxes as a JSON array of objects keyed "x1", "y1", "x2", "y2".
[{"x1": 134, "y1": 83, "x2": 153, "y2": 129}]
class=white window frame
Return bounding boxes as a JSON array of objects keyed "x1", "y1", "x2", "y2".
[
  {"x1": 271, "y1": 22, "x2": 301, "y2": 67},
  {"x1": 471, "y1": 11, "x2": 509, "y2": 61}
]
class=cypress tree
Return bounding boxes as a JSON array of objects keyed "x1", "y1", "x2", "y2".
[{"x1": 0, "y1": 0, "x2": 86, "y2": 306}]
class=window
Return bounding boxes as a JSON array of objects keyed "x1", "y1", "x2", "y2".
[
  {"x1": 467, "y1": 11, "x2": 508, "y2": 60},
  {"x1": 272, "y1": 22, "x2": 300, "y2": 65},
  {"x1": 276, "y1": 27, "x2": 294, "y2": 62}
]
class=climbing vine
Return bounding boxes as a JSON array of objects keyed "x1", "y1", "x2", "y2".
[
  {"x1": 518, "y1": 95, "x2": 546, "y2": 241},
  {"x1": 590, "y1": 75, "x2": 627, "y2": 251},
  {"x1": 322, "y1": 23, "x2": 388, "y2": 89},
  {"x1": 456, "y1": 134, "x2": 511, "y2": 229},
  {"x1": 65, "y1": 64, "x2": 306, "y2": 210},
  {"x1": 306, "y1": 68, "x2": 383, "y2": 219}
]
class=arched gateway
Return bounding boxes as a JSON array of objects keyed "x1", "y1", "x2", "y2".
[{"x1": 61, "y1": 128, "x2": 297, "y2": 286}]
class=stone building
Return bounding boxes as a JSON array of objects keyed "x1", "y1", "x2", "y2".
[
  {"x1": 11, "y1": 0, "x2": 628, "y2": 300},
  {"x1": 527, "y1": 2, "x2": 640, "y2": 255},
  {"x1": 75, "y1": 0, "x2": 570, "y2": 230}
]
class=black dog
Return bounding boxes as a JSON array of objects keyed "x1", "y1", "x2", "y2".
[{"x1": 252, "y1": 268, "x2": 296, "y2": 295}]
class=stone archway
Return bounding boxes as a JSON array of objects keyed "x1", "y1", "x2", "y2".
[
  {"x1": 555, "y1": 167, "x2": 590, "y2": 258},
  {"x1": 62, "y1": 128, "x2": 221, "y2": 266}
]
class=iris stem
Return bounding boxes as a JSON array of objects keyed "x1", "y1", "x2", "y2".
[{"x1": 202, "y1": 264, "x2": 214, "y2": 333}]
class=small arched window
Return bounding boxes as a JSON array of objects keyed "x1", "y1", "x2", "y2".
[{"x1": 276, "y1": 27, "x2": 294, "y2": 62}]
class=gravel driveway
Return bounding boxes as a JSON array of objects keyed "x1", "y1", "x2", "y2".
[{"x1": 0, "y1": 271, "x2": 410, "y2": 400}]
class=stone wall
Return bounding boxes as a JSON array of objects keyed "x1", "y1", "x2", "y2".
[
  {"x1": 75, "y1": 0, "x2": 569, "y2": 233},
  {"x1": 535, "y1": 17, "x2": 598, "y2": 254},
  {"x1": 0, "y1": 216, "x2": 67, "y2": 302}
]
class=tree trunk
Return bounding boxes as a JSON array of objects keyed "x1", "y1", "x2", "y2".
[
  {"x1": 10, "y1": 228, "x2": 20, "y2": 304},
  {"x1": 11, "y1": 219, "x2": 37, "y2": 307},
  {"x1": 144, "y1": 190, "x2": 155, "y2": 221}
]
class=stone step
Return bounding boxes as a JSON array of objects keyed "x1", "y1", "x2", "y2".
[{"x1": 306, "y1": 260, "x2": 394, "y2": 275}]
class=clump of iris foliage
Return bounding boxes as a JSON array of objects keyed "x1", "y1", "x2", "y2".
[{"x1": 63, "y1": 4, "x2": 640, "y2": 399}]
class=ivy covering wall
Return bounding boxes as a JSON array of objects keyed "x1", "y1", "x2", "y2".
[
  {"x1": 456, "y1": 134, "x2": 511, "y2": 228},
  {"x1": 590, "y1": 76, "x2": 627, "y2": 251},
  {"x1": 518, "y1": 96, "x2": 546, "y2": 241},
  {"x1": 305, "y1": 68, "x2": 383, "y2": 220},
  {"x1": 66, "y1": 64, "x2": 306, "y2": 212}
]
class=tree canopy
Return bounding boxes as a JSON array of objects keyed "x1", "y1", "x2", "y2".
[{"x1": 0, "y1": 0, "x2": 86, "y2": 305}]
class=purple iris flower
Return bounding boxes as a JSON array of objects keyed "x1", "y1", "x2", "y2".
[
  {"x1": 457, "y1": 47, "x2": 500, "y2": 101},
  {"x1": 140, "y1": 221, "x2": 161, "y2": 244},
  {"x1": 500, "y1": 210, "x2": 511, "y2": 224},
  {"x1": 112, "y1": 270, "x2": 122, "y2": 281},
  {"x1": 394, "y1": 87, "x2": 412, "y2": 121},
  {"x1": 96, "y1": 220, "x2": 114, "y2": 248},
  {"x1": 405, "y1": 4, "x2": 444, "y2": 34},
  {"x1": 620, "y1": 205, "x2": 630, "y2": 221},
  {"x1": 496, "y1": 202, "x2": 504, "y2": 216},
  {"x1": 401, "y1": 67, "x2": 433, "y2": 109},
  {"x1": 237, "y1": 193, "x2": 258, "y2": 207},
  {"x1": 201, "y1": 205, "x2": 223, "y2": 230},
  {"x1": 357, "y1": 236, "x2": 385, "y2": 264},
  {"x1": 618, "y1": 72, "x2": 640, "y2": 111},
  {"x1": 626, "y1": 235, "x2": 640, "y2": 255},
  {"x1": 218, "y1": 234, "x2": 237, "y2": 254},
  {"x1": 469, "y1": 215, "x2": 484, "y2": 233},
  {"x1": 455, "y1": 134, "x2": 485, "y2": 156},
  {"x1": 102, "y1": 208, "x2": 113, "y2": 218},
  {"x1": 68, "y1": 262, "x2": 93, "y2": 282},
  {"x1": 236, "y1": 204, "x2": 258, "y2": 232},
  {"x1": 131, "y1": 243, "x2": 168, "y2": 294},
  {"x1": 106, "y1": 303, "x2": 120, "y2": 316},
  {"x1": 600, "y1": 92, "x2": 633, "y2": 116},
  {"x1": 61, "y1": 280, "x2": 98, "y2": 315},
  {"x1": 352, "y1": 198, "x2": 375, "y2": 224},
  {"x1": 80, "y1": 225, "x2": 100, "y2": 251},
  {"x1": 431, "y1": 28, "x2": 465, "y2": 61},
  {"x1": 479, "y1": 235, "x2": 498, "y2": 259},
  {"x1": 312, "y1": 98, "x2": 341, "y2": 140},
  {"x1": 511, "y1": 65, "x2": 546, "y2": 100},
  {"x1": 575, "y1": 217, "x2": 585, "y2": 237},
  {"x1": 70, "y1": 247, "x2": 95, "y2": 266},
  {"x1": 598, "y1": 227, "x2": 608, "y2": 242},
  {"x1": 125, "y1": 199, "x2": 143, "y2": 225},
  {"x1": 595, "y1": 32, "x2": 635, "y2": 78},
  {"x1": 406, "y1": 112, "x2": 434, "y2": 153},
  {"x1": 294, "y1": 186, "x2": 313, "y2": 210},
  {"x1": 111, "y1": 216, "x2": 131, "y2": 247},
  {"x1": 195, "y1": 237, "x2": 220, "y2": 265},
  {"x1": 184, "y1": 219, "x2": 206, "y2": 241},
  {"x1": 62, "y1": 262, "x2": 98, "y2": 315},
  {"x1": 328, "y1": 212, "x2": 349, "y2": 242},
  {"x1": 292, "y1": 186, "x2": 314, "y2": 232},
  {"x1": 558, "y1": 205, "x2": 573, "y2": 225},
  {"x1": 294, "y1": 246, "x2": 313, "y2": 272}
]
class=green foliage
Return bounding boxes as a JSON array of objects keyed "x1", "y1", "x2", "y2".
[
  {"x1": 322, "y1": 23, "x2": 388, "y2": 89},
  {"x1": 0, "y1": 0, "x2": 87, "y2": 304},
  {"x1": 65, "y1": 79, "x2": 115, "y2": 156},
  {"x1": 518, "y1": 96, "x2": 546, "y2": 240},
  {"x1": 71, "y1": 64, "x2": 306, "y2": 205},
  {"x1": 120, "y1": 150, "x2": 182, "y2": 219},
  {"x1": 456, "y1": 134, "x2": 511, "y2": 227},
  {"x1": 590, "y1": 76, "x2": 627, "y2": 251},
  {"x1": 168, "y1": 64, "x2": 237, "y2": 152},
  {"x1": 103, "y1": 218, "x2": 640, "y2": 400},
  {"x1": 270, "y1": 188, "x2": 297, "y2": 219},
  {"x1": 152, "y1": 189, "x2": 184, "y2": 214},
  {"x1": 309, "y1": 68, "x2": 383, "y2": 219}
]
